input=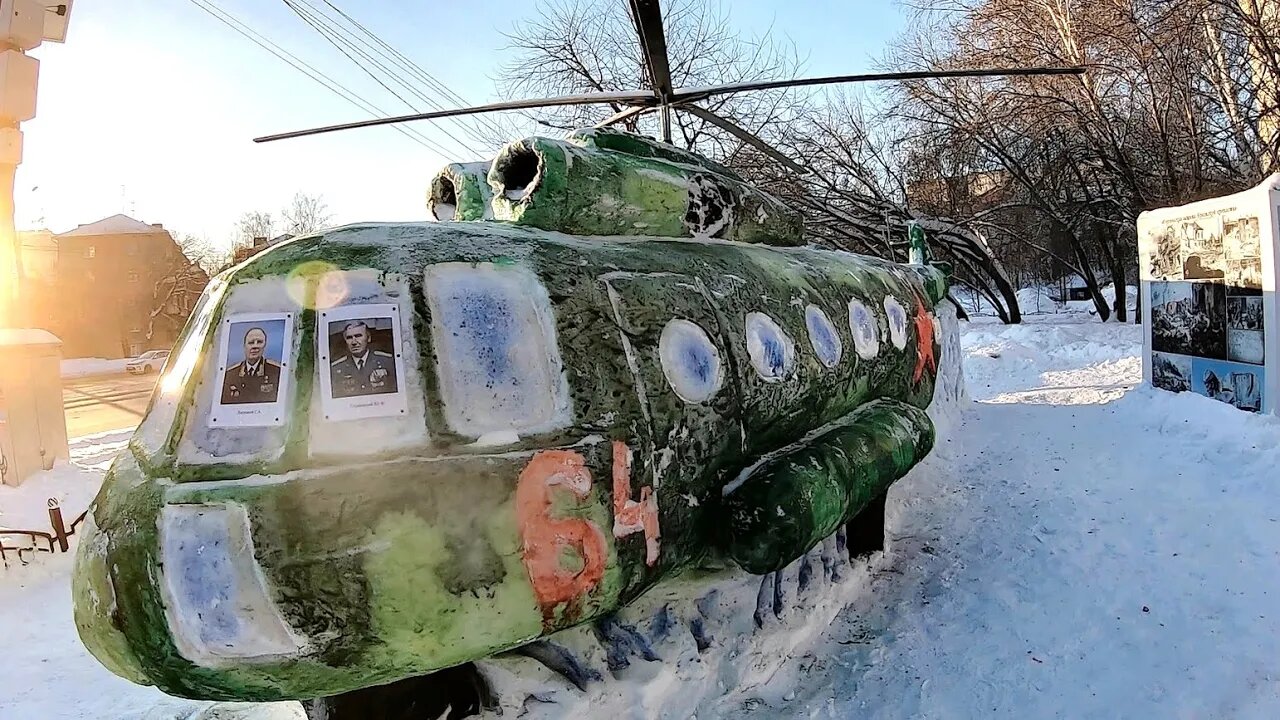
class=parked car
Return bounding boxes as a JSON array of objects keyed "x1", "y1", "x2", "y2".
[{"x1": 126, "y1": 350, "x2": 170, "y2": 375}]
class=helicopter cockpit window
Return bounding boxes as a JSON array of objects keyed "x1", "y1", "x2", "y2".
[{"x1": 423, "y1": 263, "x2": 571, "y2": 439}]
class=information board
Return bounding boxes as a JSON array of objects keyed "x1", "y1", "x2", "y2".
[{"x1": 1137, "y1": 175, "x2": 1279, "y2": 414}]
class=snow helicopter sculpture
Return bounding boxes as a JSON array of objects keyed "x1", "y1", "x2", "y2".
[
  {"x1": 72, "y1": 128, "x2": 962, "y2": 711},
  {"x1": 71, "y1": 0, "x2": 1085, "y2": 710}
]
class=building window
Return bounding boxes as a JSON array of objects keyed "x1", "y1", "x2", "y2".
[
  {"x1": 128, "y1": 271, "x2": 140, "y2": 283},
  {"x1": 85, "y1": 245, "x2": 96, "y2": 259}
]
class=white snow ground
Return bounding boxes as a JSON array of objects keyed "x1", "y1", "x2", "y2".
[
  {"x1": 745, "y1": 316, "x2": 1280, "y2": 719},
  {"x1": 3, "y1": 316, "x2": 1278, "y2": 720}
]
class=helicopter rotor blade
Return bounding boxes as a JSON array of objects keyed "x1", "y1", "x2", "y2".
[
  {"x1": 254, "y1": 91, "x2": 659, "y2": 143},
  {"x1": 679, "y1": 104, "x2": 809, "y2": 175},
  {"x1": 595, "y1": 104, "x2": 656, "y2": 129},
  {"x1": 673, "y1": 66, "x2": 1088, "y2": 102}
]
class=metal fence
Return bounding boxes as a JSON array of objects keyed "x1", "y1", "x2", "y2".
[{"x1": 1, "y1": 499, "x2": 89, "y2": 568}]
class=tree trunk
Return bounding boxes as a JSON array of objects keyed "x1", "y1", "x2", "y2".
[
  {"x1": 946, "y1": 292, "x2": 971, "y2": 321},
  {"x1": 1097, "y1": 229, "x2": 1129, "y2": 323},
  {"x1": 985, "y1": 255, "x2": 1023, "y2": 324},
  {"x1": 1110, "y1": 256, "x2": 1128, "y2": 323},
  {"x1": 1069, "y1": 233, "x2": 1111, "y2": 321}
]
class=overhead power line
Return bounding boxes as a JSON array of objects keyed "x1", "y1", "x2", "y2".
[
  {"x1": 280, "y1": 0, "x2": 487, "y2": 155},
  {"x1": 315, "y1": 0, "x2": 508, "y2": 140},
  {"x1": 291, "y1": 0, "x2": 502, "y2": 149},
  {"x1": 184, "y1": 0, "x2": 457, "y2": 158}
]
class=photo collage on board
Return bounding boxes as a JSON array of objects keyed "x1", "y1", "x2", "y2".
[{"x1": 1148, "y1": 211, "x2": 1264, "y2": 413}]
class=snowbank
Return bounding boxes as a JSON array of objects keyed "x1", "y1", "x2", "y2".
[
  {"x1": 961, "y1": 315, "x2": 1141, "y2": 399},
  {"x1": 0, "y1": 328, "x2": 60, "y2": 346},
  {"x1": 61, "y1": 358, "x2": 132, "y2": 379},
  {"x1": 0, "y1": 461, "x2": 100, "y2": 531}
]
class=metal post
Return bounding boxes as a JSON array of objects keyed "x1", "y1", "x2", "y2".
[
  {"x1": 48, "y1": 497, "x2": 68, "y2": 552},
  {"x1": 659, "y1": 104, "x2": 672, "y2": 144}
]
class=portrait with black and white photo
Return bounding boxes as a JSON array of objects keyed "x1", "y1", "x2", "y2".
[
  {"x1": 317, "y1": 304, "x2": 408, "y2": 421},
  {"x1": 328, "y1": 318, "x2": 399, "y2": 398}
]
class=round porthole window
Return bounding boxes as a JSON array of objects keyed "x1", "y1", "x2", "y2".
[
  {"x1": 745, "y1": 312, "x2": 796, "y2": 381},
  {"x1": 659, "y1": 319, "x2": 723, "y2": 403},
  {"x1": 848, "y1": 299, "x2": 880, "y2": 360},
  {"x1": 805, "y1": 305, "x2": 843, "y2": 368},
  {"x1": 883, "y1": 295, "x2": 909, "y2": 350}
]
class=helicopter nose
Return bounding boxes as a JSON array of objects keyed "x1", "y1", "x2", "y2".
[{"x1": 71, "y1": 512, "x2": 150, "y2": 686}]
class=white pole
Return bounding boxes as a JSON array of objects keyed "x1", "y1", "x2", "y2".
[
  {"x1": 0, "y1": 153, "x2": 17, "y2": 327},
  {"x1": 0, "y1": 0, "x2": 72, "y2": 327}
]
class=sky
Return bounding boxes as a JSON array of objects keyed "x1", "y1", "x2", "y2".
[{"x1": 17, "y1": 0, "x2": 906, "y2": 251}]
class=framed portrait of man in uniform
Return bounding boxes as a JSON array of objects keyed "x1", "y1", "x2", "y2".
[
  {"x1": 208, "y1": 312, "x2": 294, "y2": 428},
  {"x1": 317, "y1": 303, "x2": 408, "y2": 421}
]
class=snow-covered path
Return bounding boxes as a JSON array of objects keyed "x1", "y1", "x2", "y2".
[
  {"x1": 4, "y1": 317, "x2": 1279, "y2": 719},
  {"x1": 761, "y1": 318, "x2": 1280, "y2": 719}
]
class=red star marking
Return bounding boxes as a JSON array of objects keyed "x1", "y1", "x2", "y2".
[{"x1": 912, "y1": 293, "x2": 937, "y2": 384}]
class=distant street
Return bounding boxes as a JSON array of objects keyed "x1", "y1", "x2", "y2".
[{"x1": 62, "y1": 373, "x2": 156, "y2": 438}]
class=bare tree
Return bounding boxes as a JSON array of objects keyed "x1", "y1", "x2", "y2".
[
  {"x1": 764, "y1": 92, "x2": 1025, "y2": 321},
  {"x1": 282, "y1": 192, "x2": 334, "y2": 236},
  {"x1": 173, "y1": 233, "x2": 231, "y2": 275},
  {"x1": 236, "y1": 211, "x2": 275, "y2": 245},
  {"x1": 496, "y1": 0, "x2": 1280, "y2": 324},
  {"x1": 496, "y1": 0, "x2": 1027, "y2": 320},
  {"x1": 496, "y1": 0, "x2": 805, "y2": 157},
  {"x1": 870, "y1": 0, "x2": 1280, "y2": 322},
  {"x1": 148, "y1": 234, "x2": 212, "y2": 342}
]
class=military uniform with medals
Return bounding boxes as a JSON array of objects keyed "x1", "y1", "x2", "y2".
[
  {"x1": 330, "y1": 350, "x2": 398, "y2": 398},
  {"x1": 220, "y1": 359, "x2": 282, "y2": 404}
]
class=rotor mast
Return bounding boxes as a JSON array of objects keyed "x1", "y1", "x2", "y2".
[{"x1": 628, "y1": 0, "x2": 674, "y2": 142}]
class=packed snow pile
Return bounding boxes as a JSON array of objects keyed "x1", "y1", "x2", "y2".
[
  {"x1": 61, "y1": 358, "x2": 132, "y2": 379},
  {"x1": 4, "y1": 316, "x2": 1280, "y2": 720},
  {"x1": 962, "y1": 315, "x2": 1141, "y2": 400}
]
